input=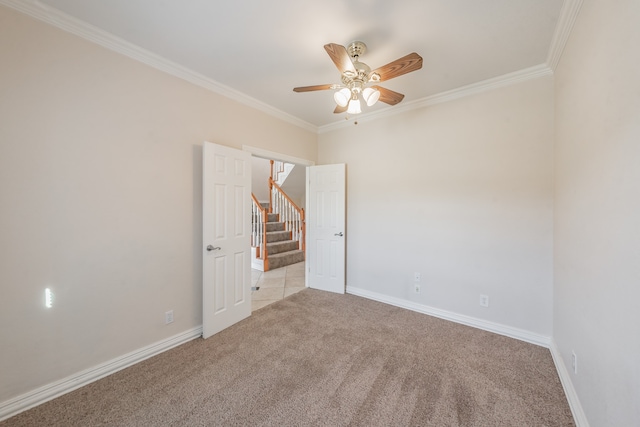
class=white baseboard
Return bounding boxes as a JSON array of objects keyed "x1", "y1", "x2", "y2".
[
  {"x1": 0, "y1": 326, "x2": 202, "y2": 422},
  {"x1": 549, "y1": 340, "x2": 590, "y2": 427},
  {"x1": 346, "y1": 286, "x2": 551, "y2": 347}
]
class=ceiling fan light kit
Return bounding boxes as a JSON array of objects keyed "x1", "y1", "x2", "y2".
[
  {"x1": 293, "y1": 41, "x2": 423, "y2": 117},
  {"x1": 362, "y1": 87, "x2": 380, "y2": 106},
  {"x1": 347, "y1": 97, "x2": 362, "y2": 115},
  {"x1": 334, "y1": 88, "x2": 351, "y2": 107}
]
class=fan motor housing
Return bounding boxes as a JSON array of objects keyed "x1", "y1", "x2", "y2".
[
  {"x1": 342, "y1": 42, "x2": 372, "y2": 89},
  {"x1": 347, "y1": 41, "x2": 367, "y2": 59}
]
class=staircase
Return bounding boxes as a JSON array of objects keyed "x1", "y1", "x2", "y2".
[
  {"x1": 251, "y1": 195, "x2": 304, "y2": 271},
  {"x1": 256, "y1": 208, "x2": 305, "y2": 270},
  {"x1": 251, "y1": 160, "x2": 305, "y2": 272}
]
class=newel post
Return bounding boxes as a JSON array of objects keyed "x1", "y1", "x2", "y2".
[{"x1": 268, "y1": 160, "x2": 274, "y2": 213}]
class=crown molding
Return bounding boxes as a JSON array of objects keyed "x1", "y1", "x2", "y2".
[
  {"x1": 2, "y1": 0, "x2": 582, "y2": 134},
  {"x1": 318, "y1": 63, "x2": 553, "y2": 134},
  {"x1": 0, "y1": 0, "x2": 318, "y2": 133},
  {"x1": 546, "y1": 0, "x2": 584, "y2": 71}
]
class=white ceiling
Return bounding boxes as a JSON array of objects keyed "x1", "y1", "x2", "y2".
[{"x1": 33, "y1": 0, "x2": 564, "y2": 129}]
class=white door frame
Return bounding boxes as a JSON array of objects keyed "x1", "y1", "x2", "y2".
[
  {"x1": 242, "y1": 145, "x2": 315, "y2": 168},
  {"x1": 243, "y1": 145, "x2": 315, "y2": 285},
  {"x1": 242, "y1": 148, "x2": 348, "y2": 294}
]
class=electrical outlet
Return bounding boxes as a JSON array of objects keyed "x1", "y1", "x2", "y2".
[
  {"x1": 414, "y1": 284, "x2": 421, "y2": 294},
  {"x1": 414, "y1": 272, "x2": 421, "y2": 282},
  {"x1": 165, "y1": 310, "x2": 174, "y2": 324},
  {"x1": 572, "y1": 351, "x2": 577, "y2": 374},
  {"x1": 479, "y1": 294, "x2": 489, "y2": 307}
]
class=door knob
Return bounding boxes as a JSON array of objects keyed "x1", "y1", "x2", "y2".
[
  {"x1": 206, "y1": 245, "x2": 221, "y2": 251},
  {"x1": 334, "y1": 232, "x2": 344, "y2": 237}
]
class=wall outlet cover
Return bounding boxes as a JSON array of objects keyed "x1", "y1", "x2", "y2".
[
  {"x1": 480, "y1": 295, "x2": 489, "y2": 307},
  {"x1": 165, "y1": 310, "x2": 174, "y2": 324}
]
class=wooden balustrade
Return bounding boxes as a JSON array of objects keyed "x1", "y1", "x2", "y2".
[
  {"x1": 268, "y1": 160, "x2": 287, "y2": 214},
  {"x1": 251, "y1": 194, "x2": 269, "y2": 269},
  {"x1": 270, "y1": 160, "x2": 286, "y2": 183},
  {"x1": 270, "y1": 178, "x2": 305, "y2": 252}
]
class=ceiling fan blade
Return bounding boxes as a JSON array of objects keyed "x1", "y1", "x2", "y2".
[
  {"x1": 293, "y1": 84, "x2": 334, "y2": 92},
  {"x1": 371, "y1": 52, "x2": 423, "y2": 82},
  {"x1": 334, "y1": 104, "x2": 348, "y2": 114},
  {"x1": 324, "y1": 43, "x2": 356, "y2": 74},
  {"x1": 373, "y1": 86, "x2": 405, "y2": 105}
]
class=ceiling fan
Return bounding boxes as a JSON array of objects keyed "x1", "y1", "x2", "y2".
[{"x1": 293, "y1": 41, "x2": 423, "y2": 116}]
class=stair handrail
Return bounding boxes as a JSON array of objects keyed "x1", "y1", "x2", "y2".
[
  {"x1": 268, "y1": 160, "x2": 281, "y2": 212},
  {"x1": 270, "y1": 160, "x2": 286, "y2": 187},
  {"x1": 269, "y1": 177, "x2": 305, "y2": 252},
  {"x1": 251, "y1": 193, "x2": 269, "y2": 266}
]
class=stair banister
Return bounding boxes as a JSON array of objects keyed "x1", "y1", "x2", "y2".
[
  {"x1": 270, "y1": 159, "x2": 286, "y2": 185},
  {"x1": 251, "y1": 193, "x2": 269, "y2": 270},
  {"x1": 269, "y1": 178, "x2": 305, "y2": 252},
  {"x1": 268, "y1": 159, "x2": 289, "y2": 214},
  {"x1": 268, "y1": 161, "x2": 273, "y2": 214}
]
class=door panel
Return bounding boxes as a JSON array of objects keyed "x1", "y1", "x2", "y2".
[
  {"x1": 203, "y1": 142, "x2": 251, "y2": 338},
  {"x1": 307, "y1": 164, "x2": 346, "y2": 294}
]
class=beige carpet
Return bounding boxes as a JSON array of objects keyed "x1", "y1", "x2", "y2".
[{"x1": 2, "y1": 289, "x2": 574, "y2": 426}]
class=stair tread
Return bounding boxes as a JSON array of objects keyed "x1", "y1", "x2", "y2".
[
  {"x1": 267, "y1": 249, "x2": 305, "y2": 269},
  {"x1": 265, "y1": 222, "x2": 285, "y2": 232},
  {"x1": 267, "y1": 240, "x2": 297, "y2": 246},
  {"x1": 266, "y1": 239, "x2": 298, "y2": 255},
  {"x1": 268, "y1": 249, "x2": 303, "y2": 258},
  {"x1": 265, "y1": 229, "x2": 292, "y2": 243}
]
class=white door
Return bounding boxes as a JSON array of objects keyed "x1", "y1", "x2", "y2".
[
  {"x1": 306, "y1": 164, "x2": 346, "y2": 294},
  {"x1": 202, "y1": 142, "x2": 251, "y2": 339}
]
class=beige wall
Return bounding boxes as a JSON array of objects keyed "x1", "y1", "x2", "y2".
[
  {"x1": 554, "y1": 0, "x2": 640, "y2": 425},
  {"x1": 0, "y1": 5, "x2": 316, "y2": 401},
  {"x1": 318, "y1": 76, "x2": 555, "y2": 336}
]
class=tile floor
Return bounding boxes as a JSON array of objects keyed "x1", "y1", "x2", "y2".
[{"x1": 251, "y1": 261, "x2": 306, "y2": 312}]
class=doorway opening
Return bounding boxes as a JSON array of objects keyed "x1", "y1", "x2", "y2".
[{"x1": 244, "y1": 146, "x2": 314, "y2": 311}]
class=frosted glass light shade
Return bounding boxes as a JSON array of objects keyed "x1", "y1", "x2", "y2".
[
  {"x1": 347, "y1": 98, "x2": 361, "y2": 114},
  {"x1": 334, "y1": 88, "x2": 351, "y2": 107},
  {"x1": 362, "y1": 87, "x2": 380, "y2": 106}
]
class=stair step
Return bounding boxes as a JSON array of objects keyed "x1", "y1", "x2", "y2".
[
  {"x1": 266, "y1": 222, "x2": 285, "y2": 232},
  {"x1": 268, "y1": 250, "x2": 305, "y2": 270},
  {"x1": 267, "y1": 213, "x2": 279, "y2": 222},
  {"x1": 266, "y1": 230, "x2": 291, "y2": 243},
  {"x1": 267, "y1": 240, "x2": 299, "y2": 255}
]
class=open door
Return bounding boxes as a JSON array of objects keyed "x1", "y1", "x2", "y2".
[
  {"x1": 306, "y1": 164, "x2": 346, "y2": 294},
  {"x1": 202, "y1": 142, "x2": 251, "y2": 339}
]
